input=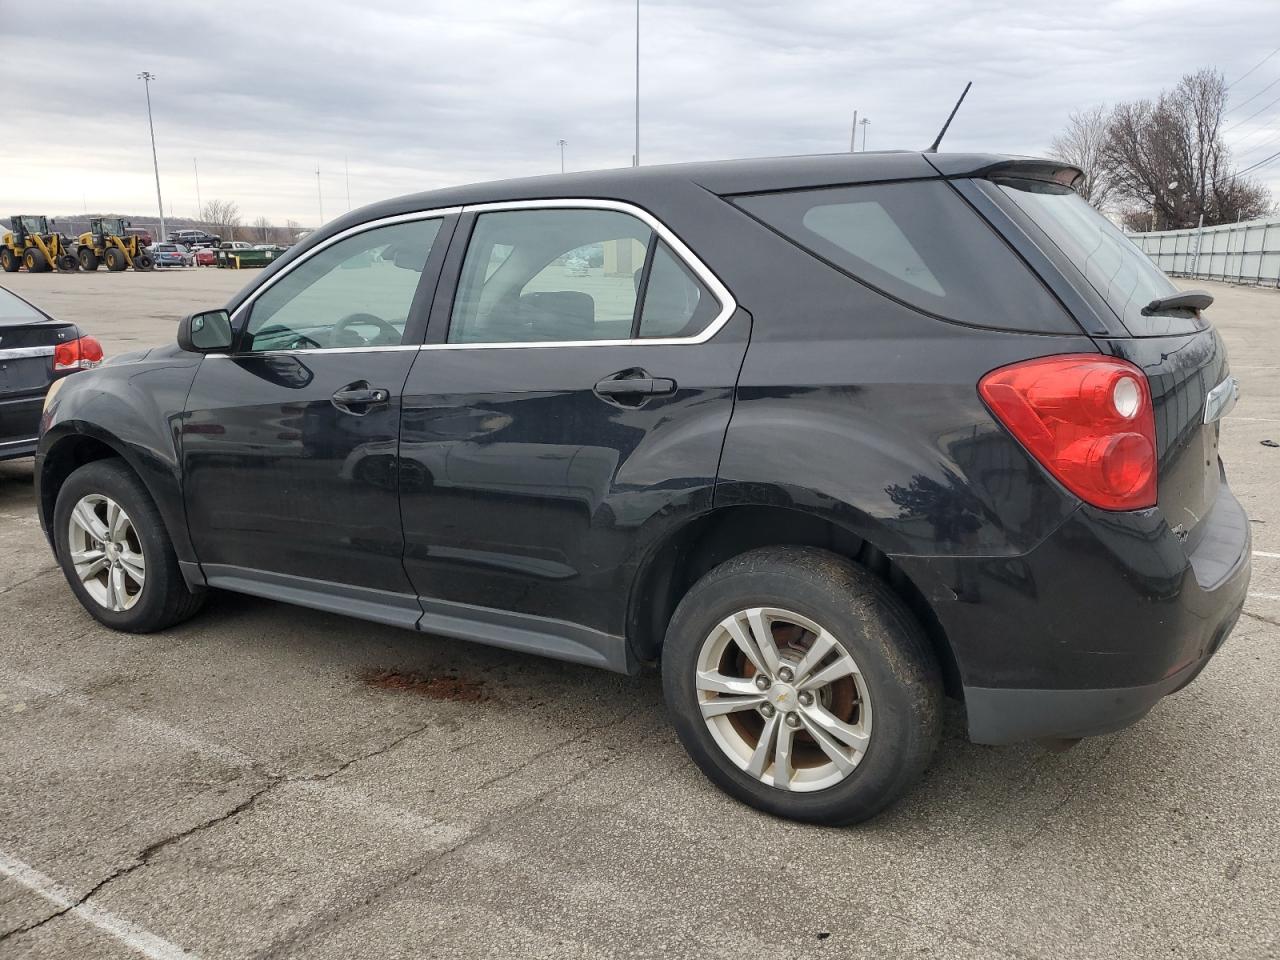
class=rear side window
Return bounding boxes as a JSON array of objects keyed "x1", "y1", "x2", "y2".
[
  {"x1": 994, "y1": 178, "x2": 1198, "y2": 337},
  {"x1": 734, "y1": 181, "x2": 1075, "y2": 333},
  {"x1": 448, "y1": 208, "x2": 720, "y2": 344}
]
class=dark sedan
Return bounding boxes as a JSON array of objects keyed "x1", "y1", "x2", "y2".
[{"x1": 1, "y1": 286, "x2": 102, "y2": 460}]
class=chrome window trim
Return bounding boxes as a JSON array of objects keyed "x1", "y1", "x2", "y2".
[
  {"x1": 0, "y1": 345, "x2": 55, "y2": 360},
  {"x1": 432, "y1": 197, "x2": 736, "y2": 349},
  {"x1": 0, "y1": 436, "x2": 39, "y2": 447},
  {"x1": 213, "y1": 197, "x2": 737, "y2": 359}
]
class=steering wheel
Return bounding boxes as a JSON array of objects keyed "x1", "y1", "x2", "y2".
[{"x1": 332, "y1": 312, "x2": 399, "y2": 347}]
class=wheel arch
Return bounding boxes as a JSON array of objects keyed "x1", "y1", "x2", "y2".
[
  {"x1": 38, "y1": 425, "x2": 194, "y2": 570},
  {"x1": 626, "y1": 504, "x2": 962, "y2": 698}
]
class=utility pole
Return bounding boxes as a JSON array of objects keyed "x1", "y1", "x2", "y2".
[
  {"x1": 138, "y1": 71, "x2": 166, "y2": 241},
  {"x1": 859, "y1": 117, "x2": 870, "y2": 151},
  {"x1": 850, "y1": 111, "x2": 858, "y2": 153},
  {"x1": 634, "y1": 0, "x2": 640, "y2": 166},
  {"x1": 558, "y1": 139, "x2": 567, "y2": 173},
  {"x1": 193, "y1": 157, "x2": 202, "y2": 220},
  {"x1": 316, "y1": 165, "x2": 324, "y2": 225},
  {"x1": 345, "y1": 156, "x2": 351, "y2": 212}
]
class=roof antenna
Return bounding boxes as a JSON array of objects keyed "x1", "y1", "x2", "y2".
[{"x1": 926, "y1": 81, "x2": 973, "y2": 153}]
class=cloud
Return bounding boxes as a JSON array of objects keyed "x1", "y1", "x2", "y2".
[{"x1": 2, "y1": 0, "x2": 1277, "y2": 224}]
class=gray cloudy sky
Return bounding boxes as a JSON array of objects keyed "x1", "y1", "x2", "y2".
[{"x1": 4, "y1": 1, "x2": 1279, "y2": 226}]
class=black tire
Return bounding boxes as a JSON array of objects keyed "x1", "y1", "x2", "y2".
[
  {"x1": 104, "y1": 247, "x2": 127, "y2": 272},
  {"x1": 0, "y1": 248, "x2": 18, "y2": 272},
  {"x1": 78, "y1": 247, "x2": 99, "y2": 271},
  {"x1": 134, "y1": 253, "x2": 154, "y2": 271},
  {"x1": 24, "y1": 248, "x2": 49, "y2": 272},
  {"x1": 53, "y1": 459, "x2": 206, "y2": 633},
  {"x1": 56, "y1": 253, "x2": 78, "y2": 273},
  {"x1": 661, "y1": 546, "x2": 943, "y2": 826}
]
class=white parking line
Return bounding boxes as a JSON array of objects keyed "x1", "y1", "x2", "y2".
[
  {"x1": 1249, "y1": 592, "x2": 1280, "y2": 602},
  {"x1": 1253, "y1": 551, "x2": 1280, "y2": 559},
  {"x1": 0, "y1": 671, "x2": 253, "y2": 768},
  {"x1": 0, "y1": 852, "x2": 199, "y2": 959}
]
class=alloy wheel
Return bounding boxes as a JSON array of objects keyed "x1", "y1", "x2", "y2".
[
  {"x1": 66, "y1": 494, "x2": 146, "y2": 612},
  {"x1": 695, "y1": 607, "x2": 872, "y2": 792}
]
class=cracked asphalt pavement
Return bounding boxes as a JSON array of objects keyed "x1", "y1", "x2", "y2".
[{"x1": 1, "y1": 270, "x2": 1278, "y2": 959}]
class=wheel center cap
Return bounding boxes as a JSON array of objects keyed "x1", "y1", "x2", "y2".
[{"x1": 769, "y1": 682, "x2": 797, "y2": 708}]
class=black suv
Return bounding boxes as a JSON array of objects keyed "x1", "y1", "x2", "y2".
[
  {"x1": 170, "y1": 229, "x2": 221, "y2": 249},
  {"x1": 35, "y1": 153, "x2": 1249, "y2": 824}
]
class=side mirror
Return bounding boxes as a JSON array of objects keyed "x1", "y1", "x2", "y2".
[{"x1": 178, "y1": 309, "x2": 233, "y2": 353}]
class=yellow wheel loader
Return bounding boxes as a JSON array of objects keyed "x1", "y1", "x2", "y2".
[
  {"x1": 1, "y1": 215, "x2": 78, "y2": 273},
  {"x1": 75, "y1": 217, "x2": 154, "y2": 272}
]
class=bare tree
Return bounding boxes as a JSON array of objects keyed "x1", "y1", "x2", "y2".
[
  {"x1": 1099, "y1": 69, "x2": 1272, "y2": 228},
  {"x1": 252, "y1": 215, "x2": 272, "y2": 242},
  {"x1": 1049, "y1": 105, "x2": 1113, "y2": 210},
  {"x1": 200, "y1": 199, "x2": 242, "y2": 241}
]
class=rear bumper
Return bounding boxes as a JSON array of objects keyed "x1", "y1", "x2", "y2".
[
  {"x1": 895, "y1": 480, "x2": 1251, "y2": 744},
  {"x1": 0, "y1": 393, "x2": 43, "y2": 460}
]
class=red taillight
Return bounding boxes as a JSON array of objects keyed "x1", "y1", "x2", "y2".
[
  {"x1": 53, "y1": 335, "x2": 105, "y2": 372},
  {"x1": 979, "y1": 354, "x2": 1156, "y2": 511}
]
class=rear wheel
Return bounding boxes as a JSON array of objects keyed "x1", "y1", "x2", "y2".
[
  {"x1": 53, "y1": 460, "x2": 206, "y2": 632},
  {"x1": 24, "y1": 248, "x2": 49, "y2": 272},
  {"x1": 0, "y1": 248, "x2": 18, "y2": 272},
  {"x1": 78, "y1": 247, "x2": 99, "y2": 271},
  {"x1": 662, "y1": 546, "x2": 943, "y2": 825},
  {"x1": 104, "y1": 247, "x2": 127, "y2": 272}
]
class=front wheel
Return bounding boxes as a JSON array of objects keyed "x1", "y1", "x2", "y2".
[
  {"x1": 53, "y1": 459, "x2": 205, "y2": 632},
  {"x1": 662, "y1": 546, "x2": 943, "y2": 825}
]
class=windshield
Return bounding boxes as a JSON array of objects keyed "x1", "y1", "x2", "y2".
[
  {"x1": 995, "y1": 178, "x2": 1201, "y2": 337},
  {"x1": 101, "y1": 218, "x2": 125, "y2": 235},
  {"x1": 0, "y1": 286, "x2": 44, "y2": 321}
]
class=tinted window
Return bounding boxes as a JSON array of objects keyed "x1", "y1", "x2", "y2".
[
  {"x1": 638, "y1": 242, "x2": 717, "y2": 338},
  {"x1": 0, "y1": 287, "x2": 42, "y2": 321},
  {"x1": 449, "y1": 209, "x2": 722, "y2": 344},
  {"x1": 243, "y1": 218, "x2": 441, "y2": 351},
  {"x1": 735, "y1": 181, "x2": 1074, "y2": 333},
  {"x1": 994, "y1": 178, "x2": 1197, "y2": 337},
  {"x1": 450, "y1": 209, "x2": 648, "y2": 343}
]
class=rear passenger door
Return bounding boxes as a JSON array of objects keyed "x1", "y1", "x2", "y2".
[{"x1": 398, "y1": 200, "x2": 749, "y2": 668}]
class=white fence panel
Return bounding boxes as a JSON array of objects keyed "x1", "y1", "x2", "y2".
[{"x1": 1129, "y1": 216, "x2": 1280, "y2": 286}]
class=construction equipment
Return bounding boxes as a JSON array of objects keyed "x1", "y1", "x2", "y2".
[
  {"x1": 75, "y1": 217, "x2": 154, "y2": 272},
  {"x1": 1, "y1": 215, "x2": 78, "y2": 273}
]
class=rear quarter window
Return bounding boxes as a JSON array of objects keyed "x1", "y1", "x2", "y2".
[{"x1": 733, "y1": 180, "x2": 1077, "y2": 334}]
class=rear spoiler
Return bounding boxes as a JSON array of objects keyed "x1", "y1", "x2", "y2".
[{"x1": 923, "y1": 154, "x2": 1083, "y2": 189}]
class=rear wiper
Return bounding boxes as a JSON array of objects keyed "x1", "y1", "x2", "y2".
[{"x1": 1141, "y1": 289, "x2": 1213, "y2": 316}]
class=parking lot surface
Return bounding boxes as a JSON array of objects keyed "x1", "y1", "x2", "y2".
[{"x1": 1, "y1": 269, "x2": 1278, "y2": 959}]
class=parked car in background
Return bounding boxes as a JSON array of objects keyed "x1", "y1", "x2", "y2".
[
  {"x1": 35, "y1": 153, "x2": 1249, "y2": 825},
  {"x1": 151, "y1": 243, "x2": 194, "y2": 268},
  {"x1": 194, "y1": 247, "x2": 217, "y2": 267},
  {"x1": 125, "y1": 226, "x2": 153, "y2": 247},
  {"x1": 1, "y1": 285, "x2": 102, "y2": 460},
  {"x1": 171, "y1": 229, "x2": 221, "y2": 249},
  {"x1": 215, "y1": 241, "x2": 276, "y2": 269}
]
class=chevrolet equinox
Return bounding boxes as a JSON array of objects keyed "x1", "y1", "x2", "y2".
[{"x1": 36, "y1": 152, "x2": 1250, "y2": 824}]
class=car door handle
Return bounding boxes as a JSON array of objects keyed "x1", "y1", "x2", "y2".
[
  {"x1": 593, "y1": 372, "x2": 678, "y2": 398},
  {"x1": 332, "y1": 383, "x2": 390, "y2": 412}
]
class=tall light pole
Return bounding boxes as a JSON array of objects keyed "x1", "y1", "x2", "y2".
[
  {"x1": 138, "y1": 71, "x2": 166, "y2": 241},
  {"x1": 634, "y1": 0, "x2": 640, "y2": 166},
  {"x1": 558, "y1": 139, "x2": 567, "y2": 173},
  {"x1": 316, "y1": 165, "x2": 324, "y2": 224},
  {"x1": 859, "y1": 117, "x2": 871, "y2": 151},
  {"x1": 193, "y1": 157, "x2": 202, "y2": 220},
  {"x1": 345, "y1": 156, "x2": 351, "y2": 212},
  {"x1": 850, "y1": 110, "x2": 858, "y2": 152}
]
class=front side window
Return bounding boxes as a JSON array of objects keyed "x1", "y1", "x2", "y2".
[
  {"x1": 242, "y1": 218, "x2": 442, "y2": 351},
  {"x1": 735, "y1": 181, "x2": 1073, "y2": 333},
  {"x1": 448, "y1": 207, "x2": 720, "y2": 344}
]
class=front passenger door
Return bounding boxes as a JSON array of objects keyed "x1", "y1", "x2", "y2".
[{"x1": 182, "y1": 214, "x2": 453, "y2": 624}]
